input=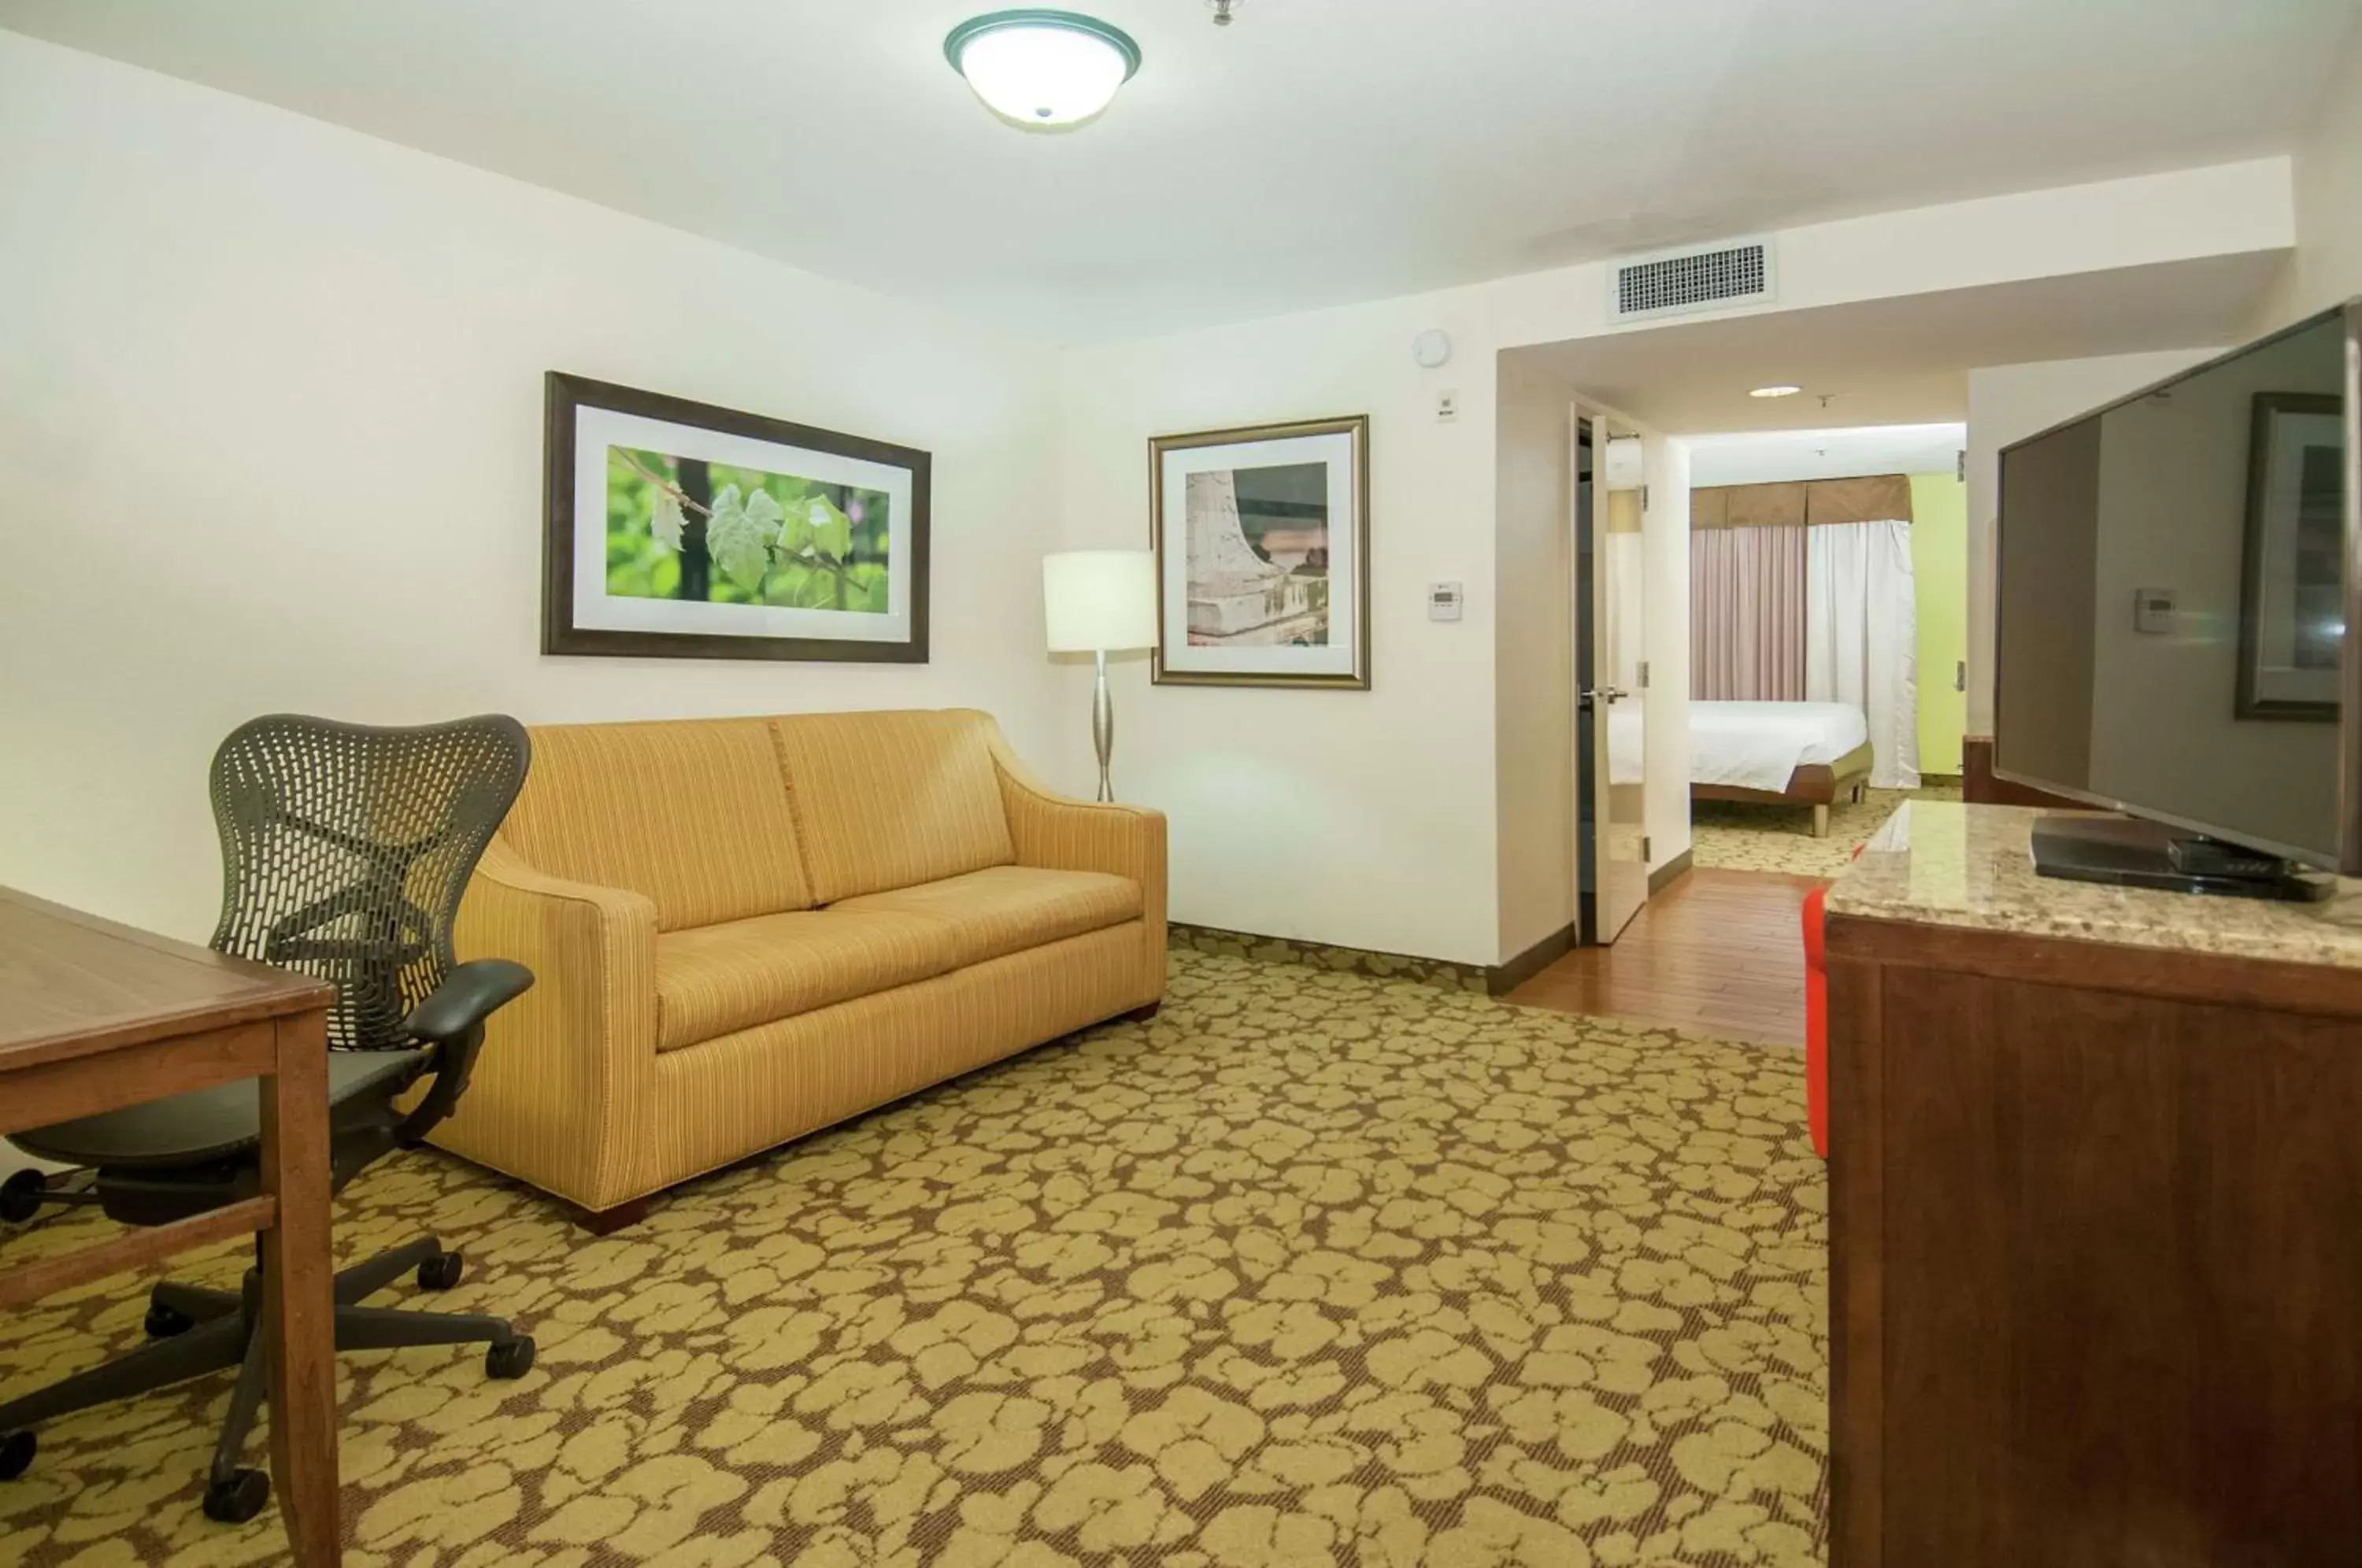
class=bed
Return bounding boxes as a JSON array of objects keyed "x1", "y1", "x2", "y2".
[{"x1": 1690, "y1": 701, "x2": 1874, "y2": 837}]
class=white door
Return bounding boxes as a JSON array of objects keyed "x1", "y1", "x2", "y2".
[{"x1": 1580, "y1": 418, "x2": 1649, "y2": 943}]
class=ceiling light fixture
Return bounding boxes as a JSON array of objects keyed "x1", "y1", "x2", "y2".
[
  {"x1": 1749, "y1": 385, "x2": 1803, "y2": 399},
  {"x1": 945, "y1": 10, "x2": 1142, "y2": 131}
]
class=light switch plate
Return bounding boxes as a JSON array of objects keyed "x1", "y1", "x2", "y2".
[
  {"x1": 1427, "y1": 581, "x2": 1464, "y2": 621},
  {"x1": 1435, "y1": 389, "x2": 1460, "y2": 423}
]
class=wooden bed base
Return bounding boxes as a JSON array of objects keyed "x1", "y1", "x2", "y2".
[{"x1": 1692, "y1": 740, "x2": 1875, "y2": 838}]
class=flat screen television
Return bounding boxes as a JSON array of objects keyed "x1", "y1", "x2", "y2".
[{"x1": 1994, "y1": 300, "x2": 2362, "y2": 889}]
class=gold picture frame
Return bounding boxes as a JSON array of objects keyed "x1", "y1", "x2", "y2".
[{"x1": 1148, "y1": 415, "x2": 1372, "y2": 690}]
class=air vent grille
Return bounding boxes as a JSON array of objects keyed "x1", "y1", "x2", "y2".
[{"x1": 1611, "y1": 239, "x2": 1774, "y2": 319}]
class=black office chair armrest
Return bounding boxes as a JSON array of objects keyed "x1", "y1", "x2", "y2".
[
  {"x1": 394, "y1": 960, "x2": 533, "y2": 1146},
  {"x1": 403, "y1": 960, "x2": 534, "y2": 1044}
]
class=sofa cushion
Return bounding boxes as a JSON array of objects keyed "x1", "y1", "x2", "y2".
[
  {"x1": 829, "y1": 866, "x2": 1142, "y2": 970},
  {"x1": 771, "y1": 710, "x2": 1016, "y2": 903},
  {"x1": 655, "y1": 909, "x2": 959, "y2": 1053},
  {"x1": 505, "y1": 719, "x2": 813, "y2": 933}
]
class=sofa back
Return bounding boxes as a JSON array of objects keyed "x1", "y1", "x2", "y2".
[
  {"x1": 771, "y1": 709, "x2": 1016, "y2": 903},
  {"x1": 498, "y1": 709, "x2": 1020, "y2": 924},
  {"x1": 502, "y1": 717, "x2": 816, "y2": 931}
]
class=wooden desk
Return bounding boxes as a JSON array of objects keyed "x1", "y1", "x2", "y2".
[
  {"x1": 1827, "y1": 803, "x2": 2362, "y2": 1567},
  {"x1": 0, "y1": 886, "x2": 341, "y2": 1565}
]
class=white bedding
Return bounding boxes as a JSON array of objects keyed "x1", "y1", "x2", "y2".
[{"x1": 1690, "y1": 701, "x2": 1869, "y2": 793}]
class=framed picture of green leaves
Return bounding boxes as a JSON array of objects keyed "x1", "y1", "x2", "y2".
[{"x1": 542, "y1": 372, "x2": 931, "y2": 662}]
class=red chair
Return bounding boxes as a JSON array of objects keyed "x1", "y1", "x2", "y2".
[
  {"x1": 1802, "y1": 842, "x2": 1869, "y2": 1161},
  {"x1": 1802, "y1": 882, "x2": 1831, "y2": 1159}
]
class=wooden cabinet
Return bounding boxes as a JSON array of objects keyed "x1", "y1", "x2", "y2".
[{"x1": 1827, "y1": 804, "x2": 2362, "y2": 1567}]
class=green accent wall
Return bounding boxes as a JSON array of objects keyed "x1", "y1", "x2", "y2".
[{"x1": 1911, "y1": 472, "x2": 1968, "y2": 775}]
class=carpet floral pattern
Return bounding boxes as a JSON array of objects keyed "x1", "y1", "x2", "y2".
[
  {"x1": 0, "y1": 951, "x2": 1827, "y2": 1567},
  {"x1": 1690, "y1": 784, "x2": 1963, "y2": 878}
]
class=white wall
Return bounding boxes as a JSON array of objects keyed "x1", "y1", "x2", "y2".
[
  {"x1": 1055, "y1": 291, "x2": 1502, "y2": 965},
  {"x1": 2257, "y1": 18, "x2": 2362, "y2": 330},
  {"x1": 0, "y1": 32, "x2": 1065, "y2": 940},
  {"x1": 1964, "y1": 349, "x2": 2216, "y2": 737},
  {"x1": 1490, "y1": 159, "x2": 2293, "y2": 353}
]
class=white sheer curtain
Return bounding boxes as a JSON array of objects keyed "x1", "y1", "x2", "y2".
[{"x1": 1807, "y1": 520, "x2": 1920, "y2": 789}]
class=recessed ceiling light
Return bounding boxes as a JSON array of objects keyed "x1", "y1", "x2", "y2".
[
  {"x1": 1749, "y1": 385, "x2": 1803, "y2": 399},
  {"x1": 946, "y1": 10, "x2": 1142, "y2": 131}
]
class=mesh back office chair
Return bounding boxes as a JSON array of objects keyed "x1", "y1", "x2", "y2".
[{"x1": 0, "y1": 715, "x2": 537, "y2": 1524}]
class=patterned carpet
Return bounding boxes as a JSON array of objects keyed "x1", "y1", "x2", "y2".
[
  {"x1": 0, "y1": 951, "x2": 1827, "y2": 1567},
  {"x1": 1690, "y1": 783, "x2": 1963, "y2": 878}
]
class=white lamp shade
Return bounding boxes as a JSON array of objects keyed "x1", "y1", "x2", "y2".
[{"x1": 1044, "y1": 549, "x2": 1157, "y2": 653}]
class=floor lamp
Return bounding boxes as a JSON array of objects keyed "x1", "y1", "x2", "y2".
[{"x1": 1042, "y1": 550, "x2": 1157, "y2": 803}]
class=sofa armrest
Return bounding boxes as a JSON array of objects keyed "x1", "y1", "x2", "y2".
[
  {"x1": 442, "y1": 835, "x2": 660, "y2": 1211},
  {"x1": 987, "y1": 733, "x2": 1166, "y2": 881},
  {"x1": 987, "y1": 730, "x2": 1168, "y2": 998}
]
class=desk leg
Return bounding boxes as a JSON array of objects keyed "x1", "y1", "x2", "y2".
[{"x1": 259, "y1": 1008, "x2": 339, "y2": 1566}]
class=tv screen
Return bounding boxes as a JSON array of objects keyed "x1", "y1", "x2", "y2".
[{"x1": 1995, "y1": 305, "x2": 2357, "y2": 868}]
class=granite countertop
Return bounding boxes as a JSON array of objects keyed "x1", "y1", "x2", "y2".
[{"x1": 1825, "y1": 801, "x2": 2362, "y2": 969}]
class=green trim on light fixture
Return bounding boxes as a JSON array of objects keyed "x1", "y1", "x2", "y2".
[{"x1": 943, "y1": 9, "x2": 1144, "y2": 82}]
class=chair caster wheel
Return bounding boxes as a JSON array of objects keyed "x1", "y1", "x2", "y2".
[
  {"x1": 0, "y1": 1170, "x2": 44, "y2": 1224},
  {"x1": 485, "y1": 1335, "x2": 535, "y2": 1380},
  {"x1": 202, "y1": 1466, "x2": 270, "y2": 1523},
  {"x1": 416, "y1": 1251, "x2": 464, "y2": 1291},
  {"x1": 146, "y1": 1302, "x2": 195, "y2": 1338},
  {"x1": 0, "y1": 1430, "x2": 34, "y2": 1481}
]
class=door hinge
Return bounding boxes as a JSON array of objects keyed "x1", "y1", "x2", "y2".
[
  {"x1": 1956, "y1": 449, "x2": 1966, "y2": 483},
  {"x1": 1956, "y1": 659, "x2": 1967, "y2": 693},
  {"x1": 1640, "y1": 483, "x2": 1651, "y2": 512},
  {"x1": 1638, "y1": 660, "x2": 1651, "y2": 690},
  {"x1": 1642, "y1": 835, "x2": 1652, "y2": 864}
]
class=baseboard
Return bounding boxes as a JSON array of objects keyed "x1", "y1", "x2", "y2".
[
  {"x1": 1647, "y1": 850, "x2": 1694, "y2": 895},
  {"x1": 1168, "y1": 923, "x2": 1489, "y2": 993},
  {"x1": 1486, "y1": 923, "x2": 1577, "y2": 997},
  {"x1": 1918, "y1": 771, "x2": 1964, "y2": 788}
]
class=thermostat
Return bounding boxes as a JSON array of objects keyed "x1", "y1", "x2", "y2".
[
  {"x1": 2134, "y1": 586, "x2": 2178, "y2": 634},
  {"x1": 1428, "y1": 582, "x2": 1464, "y2": 621}
]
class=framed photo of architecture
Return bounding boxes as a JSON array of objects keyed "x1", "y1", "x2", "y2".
[
  {"x1": 543, "y1": 372, "x2": 931, "y2": 662},
  {"x1": 1149, "y1": 415, "x2": 1371, "y2": 689},
  {"x1": 2237, "y1": 391, "x2": 2342, "y2": 719}
]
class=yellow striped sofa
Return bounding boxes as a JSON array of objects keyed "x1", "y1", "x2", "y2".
[{"x1": 438, "y1": 708, "x2": 1166, "y2": 1229}]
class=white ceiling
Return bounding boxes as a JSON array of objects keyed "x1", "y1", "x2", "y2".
[
  {"x1": 1686, "y1": 424, "x2": 1966, "y2": 486},
  {"x1": 1528, "y1": 251, "x2": 2282, "y2": 434},
  {"x1": 1, "y1": 0, "x2": 2354, "y2": 341}
]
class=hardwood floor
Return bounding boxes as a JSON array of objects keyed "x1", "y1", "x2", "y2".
[{"x1": 1508, "y1": 867, "x2": 1819, "y2": 1046}]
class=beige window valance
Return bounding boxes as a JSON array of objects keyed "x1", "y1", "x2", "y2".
[{"x1": 1691, "y1": 473, "x2": 1914, "y2": 529}]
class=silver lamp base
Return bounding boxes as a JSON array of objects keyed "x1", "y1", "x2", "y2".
[{"x1": 1090, "y1": 650, "x2": 1115, "y2": 802}]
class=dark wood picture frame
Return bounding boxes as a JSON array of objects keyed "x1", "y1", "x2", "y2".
[
  {"x1": 1148, "y1": 414, "x2": 1372, "y2": 690},
  {"x1": 542, "y1": 372, "x2": 931, "y2": 663},
  {"x1": 2236, "y1": 390, "x2": 2341, "y2": 720}
]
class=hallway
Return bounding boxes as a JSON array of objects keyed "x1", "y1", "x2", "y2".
[{"x1": 1509, "y1": 867, "x2": 1820, "y2": 1046}]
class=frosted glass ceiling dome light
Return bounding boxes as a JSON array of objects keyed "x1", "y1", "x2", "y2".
[{"x1": 946, "y1": 10, "x2": 1142, "y2": 130}]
